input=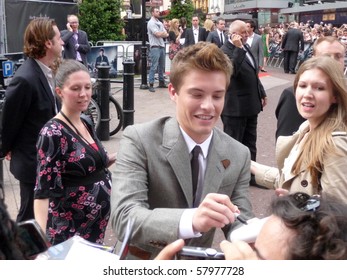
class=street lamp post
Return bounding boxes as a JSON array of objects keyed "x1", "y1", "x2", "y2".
[{"x1": 140, "y1": 0, "x2": 149, "y2": 89}]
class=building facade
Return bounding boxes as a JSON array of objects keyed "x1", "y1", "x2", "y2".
[{"x1": 221, "y1": 0, "x2": 346, "y2": 27}]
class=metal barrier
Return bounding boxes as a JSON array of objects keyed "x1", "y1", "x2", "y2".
[{"x1": 124, "y1": 42, "x2": 143, "y2": 60}]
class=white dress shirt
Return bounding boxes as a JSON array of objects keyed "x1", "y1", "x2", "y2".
[{"x1": 178, "y1": 127, "x2": 213, "y2": 239}]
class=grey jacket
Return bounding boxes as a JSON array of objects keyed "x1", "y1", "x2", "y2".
[{"x1": 111, "y1": 117, "x2": 254, "y2": 257}]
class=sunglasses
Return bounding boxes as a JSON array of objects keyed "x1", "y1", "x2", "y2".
[{"x1": 290, "y1": 192, "x2": 321, "y2": 212}]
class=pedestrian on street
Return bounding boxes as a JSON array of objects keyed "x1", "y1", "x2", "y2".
[
  {"x1": 281, "y1": 21, "x2": 304, "y2": 74},
  {"x1": 221, "y1": 20, "x2": 267, "y2": 186},
  {"x1": 245, "y1": 19, "x2": 264, "y2": 72},
  {"x1": 184, "y1": 15, "x2": 207, "y2": 47},
  {"x1": 34, "y1": 60, "x2": 116, "y2": 245},
  {"x1": 275, "y1": 36, "x2": 346, "y2": 139},
  {"x1": 61, "y1": 14, "x2": 91, "y2": 66},
  {"x1": 147, "y1": 7, "x2": 169, "y2": 93},
  {"x1": 206, "y1": 17, "x2": 227, "y2": 48},
  {"x1": 253, "y1": 56, "x2": 347, "y2": 203},
  {"x1": 1, "y1": 18, "x2": 64, "y2": 222}
]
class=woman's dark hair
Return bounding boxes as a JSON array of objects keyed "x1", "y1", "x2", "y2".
[
  {"x1": 0, "y1": 200, "x2": 31, "y2": 259},
  {"x1": 271, "y1": 193, "x2": 347, "y2": 260}
]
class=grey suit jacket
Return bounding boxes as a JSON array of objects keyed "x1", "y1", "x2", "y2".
[
  {"x1": 206, "y1": 30, "x2": 227, "y2": 48},
  {"x1": 248, "y1": 33, "x2": 264, "y2": 68},
  {"x1": 111, "y1": 117, "x2": 254, "y2": 257}
]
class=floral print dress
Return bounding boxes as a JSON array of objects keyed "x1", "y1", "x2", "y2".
[{"x1": 34, "y1": 117, "x2": 111, "y2": 245}]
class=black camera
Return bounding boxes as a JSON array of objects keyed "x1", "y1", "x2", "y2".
[
  {"x1": 17, "y1": 219, "x2": 50, "y2": 258},
  {"x1": 177, "y1": 246, "x2": 225, "y2": 260}
]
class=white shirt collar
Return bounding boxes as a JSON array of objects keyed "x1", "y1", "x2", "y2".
[
  {"x1": 35, "y1": 59, "x2": 53, "y2": 80},
  {"x1": 180, "y1": 127, "x2": 213, "y2": 159}
]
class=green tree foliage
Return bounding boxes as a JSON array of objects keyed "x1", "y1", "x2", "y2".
[
  {"x1": 166, "y1": 0, "x2": 195, "y2": 26},
  {"x1": 78, "y1": 0, "x2": 125, "y2": 43}
]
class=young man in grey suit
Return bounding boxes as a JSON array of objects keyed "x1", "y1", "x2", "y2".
[
  {"x1": 245, "y1": 19, "x2": 264, "y2": 72},
  {"x1": 111, "y1": 42, "x2": 254, "y2": 259},
  {"x1": 206, "y1": 18, "x2": 227, "y2": 48},
  {"x1": 1, "y1": 19, "x2": 63, "y2": 222},
  {"x1": 61, "y1": 14, "x2": 90, "y2": 66}
]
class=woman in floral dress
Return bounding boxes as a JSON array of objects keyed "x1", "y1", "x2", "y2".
[{"x1": 34, "y1": 60, "x2": 116, "y2": 245}]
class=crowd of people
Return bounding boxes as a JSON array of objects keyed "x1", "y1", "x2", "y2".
[
  {"x1": 1, "y1": 12, "x2": 347, "y2": 261},
  {"x1": 163, "y1": 17, "x2": 347, "y2": 74},
  {"x1": 265, "y1": 21, "x2": 347, "y2": 73}
]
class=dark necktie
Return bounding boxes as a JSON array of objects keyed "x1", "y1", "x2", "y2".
[
  {"x1": 220, "y1": 32, "x2": 224, "y2": 45},
  {"x1": 244, "y1": 44, "x2": 255, "y2": 68},
  {"x1": 191, "y1": 145, "x2": 201, "y2": 204}
]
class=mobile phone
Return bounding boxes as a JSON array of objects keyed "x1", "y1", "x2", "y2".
[
  {"x1": 17, "y1": 219, "x2": 50, "y2": 258},
  {"x1": 176, "y1": 246, "x2": 225, "y2": 260}
]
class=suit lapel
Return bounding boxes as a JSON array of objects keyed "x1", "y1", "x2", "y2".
[
  {"x1": 244, "y1": 44, "x2": 256, "y2": 70},
  {"x1": 197, "y1": 131, "x2": 228, "y2": 204},
  {"x1": 32, "y1": 59, "x2": 57, "y2": 113},
  {"x1": 163, "y1": 121, "x2": 232, "y2": 207},
  {"x1": 163, "y1": 119, "x2": 194, "y2": 207}
]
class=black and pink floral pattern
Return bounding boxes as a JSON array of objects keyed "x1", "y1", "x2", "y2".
[{"x1": 34, "y1": 118, "x2": 111, "y2": 245}]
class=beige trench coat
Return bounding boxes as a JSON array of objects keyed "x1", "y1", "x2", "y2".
[{"x1": 253, "y1": 121, "x2": 347, "y2": 203}]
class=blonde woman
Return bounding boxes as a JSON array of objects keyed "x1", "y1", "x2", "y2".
[
  {"x1": 203, "y1": 19, "x2": 215, "y2": 37},
  {"x1": 168, "y1": 18, "x2": 183, "y2": 60},
  {"x1": 252, "y1": 56, "x2": 347, "y2": 203}
]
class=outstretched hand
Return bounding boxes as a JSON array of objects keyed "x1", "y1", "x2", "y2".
[{"x1": 154, "y1": 239, "x2": 185, "y2": 260}]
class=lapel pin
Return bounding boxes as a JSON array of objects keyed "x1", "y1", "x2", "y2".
[{"x1": 221, "y1": 159, "x2": 230, "y2": 169}]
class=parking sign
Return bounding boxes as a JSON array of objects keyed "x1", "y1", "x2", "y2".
[{"x1": 2, "y1": 61, "x2": 13, "y2": 77}]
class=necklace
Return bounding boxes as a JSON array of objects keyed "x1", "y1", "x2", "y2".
[{"x1": 60, "y1": 110, "x2": 98, "y2": 151}]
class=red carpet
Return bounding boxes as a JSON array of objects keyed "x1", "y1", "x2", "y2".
[{"x1": 259, "y1": 72, "x2": 270, "y2": 78}]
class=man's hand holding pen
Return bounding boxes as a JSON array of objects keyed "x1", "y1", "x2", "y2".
[{"x1": 192, "y1": 193, "x2": 247, "y2": 233}]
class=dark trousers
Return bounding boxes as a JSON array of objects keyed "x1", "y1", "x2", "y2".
[
  {"x1": 283, "y1": 51, "x2": 298, "y2": 73},
  {"x1": 16, "y1": 181, "x2": 35, "y2": 222},
  {"x1": 221, "y1": 115, "x2": 258, "y2": 161}
]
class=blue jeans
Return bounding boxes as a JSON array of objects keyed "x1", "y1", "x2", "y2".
[{"x1": 149, "y1": 47, "x2": 165, "y2": 84}]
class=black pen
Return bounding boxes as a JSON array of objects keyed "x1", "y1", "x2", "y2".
[{"x1": 234, "y1": 213, "x2": 248, "y2": 225}]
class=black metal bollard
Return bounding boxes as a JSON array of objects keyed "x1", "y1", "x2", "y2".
[
  {"x1": 122, "y1": 59, "x2": 135, "y2": 129},
  {"x1": 139, "y1": 45, "x2": 148, "y2": 89},
  {"x1": 0, "y1": 89, "x2": 6, "y2": 200},
  {"x1": 96, "y1": 65, "x2": 111, "y2": 141}
]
